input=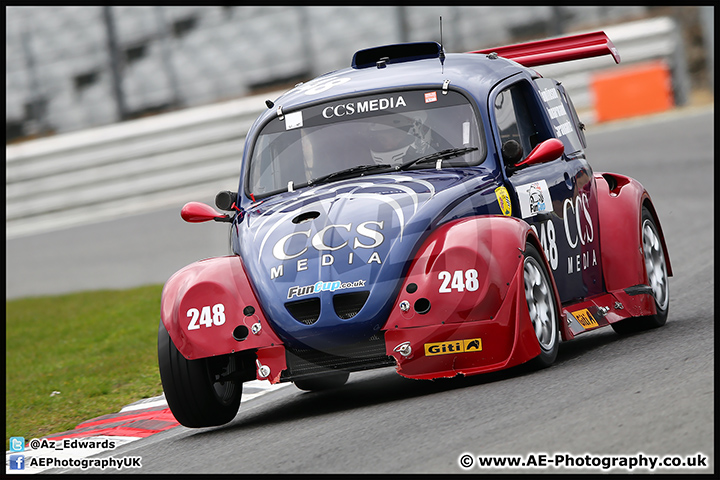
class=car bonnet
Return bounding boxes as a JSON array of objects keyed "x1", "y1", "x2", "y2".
[{"x1": 235, "y1": 169, "x2": 498, "y2": 351}]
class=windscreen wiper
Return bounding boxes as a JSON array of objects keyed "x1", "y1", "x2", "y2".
[
  {"x1": 397, "y1": 146, "x2": 479, "y2": 171},
  {"x1": 308, "y1": 163, "x2": 394, "y2": 186}
]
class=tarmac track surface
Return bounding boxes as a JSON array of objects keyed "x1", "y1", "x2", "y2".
[{"x1": 22, "y1": 107, "x2": 714, "y2": 474}]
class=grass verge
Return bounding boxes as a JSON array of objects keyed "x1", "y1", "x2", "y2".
[{"x1": 5, "y1": 285, "x2": 165, "y2": 450}]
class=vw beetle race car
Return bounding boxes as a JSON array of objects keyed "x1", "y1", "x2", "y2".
[{"x1": 158, "y1": 31, "x2": 672, "y2": 428}]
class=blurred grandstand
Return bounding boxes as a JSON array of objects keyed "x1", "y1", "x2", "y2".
[{"x1": 6, "y1": 6, "x2": 713, "y2": 143}]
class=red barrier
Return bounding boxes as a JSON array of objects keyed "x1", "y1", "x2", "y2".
[{"x1": 591, "y1": 60, "x2": 674, "y2": 122}]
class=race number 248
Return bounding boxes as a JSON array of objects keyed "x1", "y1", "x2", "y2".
[
  {"x1": 438, "y1": 269, "x2": 479, "y2": 293},
  {"x1": 187, "y1": 304, "x2": 226, "y2": 330}
]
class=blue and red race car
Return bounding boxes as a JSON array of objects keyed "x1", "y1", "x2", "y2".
[{"x1": 158, "y1": 31, "x2": 671, "y2": 428}]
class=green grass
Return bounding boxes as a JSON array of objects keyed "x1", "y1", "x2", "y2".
[{"x1": 5, "y1": 285, "x2": 166, "y2": 450}]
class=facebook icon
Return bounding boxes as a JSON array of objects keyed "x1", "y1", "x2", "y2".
[{"x1": 9, "y1": 454, "x2": 25, "y2": 470}]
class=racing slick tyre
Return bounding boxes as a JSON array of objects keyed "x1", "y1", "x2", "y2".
[
  {"x1": 611, "y1": 206, "x2": 670, "y2": 334},
  {"x1": 294, "y1": 371, "x2": 350, "y2": 391},
  {"x1": 158, "y1": 322, "x2": 242, "y2": 427},
  {"x1": 523, "y1": 243, "x2": 560, "y2": 369}
]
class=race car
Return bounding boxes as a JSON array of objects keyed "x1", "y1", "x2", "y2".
[{"x1": 158, "y1": 31, "x2": 672, "y2": 428}]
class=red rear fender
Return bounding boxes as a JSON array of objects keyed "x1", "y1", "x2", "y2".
[{"x1": 594, "y1": 172, "x2": 672, "y2": 293}]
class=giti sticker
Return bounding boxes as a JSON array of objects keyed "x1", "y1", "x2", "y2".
[
  {"x1": 572, "y1": 308, "x2": 598, "y2": 329},
  {"x1": 495, "y1": 186, "x2": 512, "y2": 216},
  {"x1": 517, "y1": 179, "x2": 553, "y2": 218},
  {"x1": 424, "y1": 338, "x2": 482, "y2": 356},
  {"x1": 424, "y1": 91, "x2": 438, "y2": 103}
]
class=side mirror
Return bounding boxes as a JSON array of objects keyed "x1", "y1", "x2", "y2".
[
  {"x1": 181, "y1": 202, "x2": 232, "y2": 223},
  {"x1": 514, "y1": 138, "x2": 564, "y2": 168}
]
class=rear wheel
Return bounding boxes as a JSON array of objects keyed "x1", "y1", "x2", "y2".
[
  {"x1": 523, "y1": 243, "x2": 560, "y2": 368},
  {"x1": 158, "y1": 322, "x2": 242, "y2": 427},
  {"x1": 294, "y1": 371, "x2": 349, "y2": 391},
  {"x1": 612, "y1": 207, "x2": 669, "y2": 334}
]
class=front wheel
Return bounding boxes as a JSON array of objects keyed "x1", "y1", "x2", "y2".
[
  {"x1": 158, "y1": 322, "x2": 242, "y2": 427},
  {"x1": 612, "y1": 206, "x2": 670, "y2": 334},
  {"x1": 523, "y1": 243, "x2": 560, "y2": 368}
]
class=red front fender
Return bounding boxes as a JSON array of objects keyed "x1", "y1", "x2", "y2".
[
  {"x1": 383, "y1": 215, "x2": 562, "y2": 379},
  {"x1": 161, "y1": 255, "x2": 284, "y2": 361}
]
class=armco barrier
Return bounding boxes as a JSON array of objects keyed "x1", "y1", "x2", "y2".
[
  {"x1": 6, "y1": 17, "x2": 686, "y2": 239},
  {"x1": 6, "y1": 92, "x2": 275, "y2": 238}
]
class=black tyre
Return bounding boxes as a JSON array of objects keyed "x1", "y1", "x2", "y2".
[
  {"x1": 158, "y1": 322, "x2": 242, "y2": 427},
  {"x1": 612, "y1": 207, "x2": 670, "y2": 334},
  {"x1": 294, "y1": 371, "x2": 349, "y2": 392},
  {"x1": 523, "y1": 243, "x2": 560, "y2": 368}
]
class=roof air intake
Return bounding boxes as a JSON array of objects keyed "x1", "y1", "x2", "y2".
[{"x1": 352, "y1": 42, "x2": 443, "y2": 69}]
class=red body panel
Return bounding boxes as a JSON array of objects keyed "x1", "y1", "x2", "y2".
[
  {"x1": 561, "y1": 289, "x2": 657, "y2": 337},
  {"x1": 160, "y1": 255, "x2": 284, "y2": 360},
  {"x1": 382, "y1": 216, "x2": 559, "y2": 379},
  {"x1": 256, "y1": 345, "x2": 287, "y2": 384},
  {"x1": 533, "y1": 172, "x2": 673, "y2": 340},
  {"x1": 594, "y1": 172, "x2": 672, "y2": 293},
  {"x1": 469, "y1": 31, "x2": 621, "y2": 67}
]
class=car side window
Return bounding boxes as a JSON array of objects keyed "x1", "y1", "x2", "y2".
[
  {"x1": 557, "y1": 83, "x2": 587, "y2": 150},
  {"x1": 494, "y1": 81, "x2": 550, "y2": 164},
  {"x1": 534, "y1": 77, "x2": 586, "y2": 155}
]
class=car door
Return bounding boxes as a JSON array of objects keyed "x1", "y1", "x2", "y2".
[{"x1": 490, "y1": 76, "x2": 604, "y2": 304}]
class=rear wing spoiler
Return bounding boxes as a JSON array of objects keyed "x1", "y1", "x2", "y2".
[{"x1": 468, "y1": 31, "x2": 620, "y2": 67}]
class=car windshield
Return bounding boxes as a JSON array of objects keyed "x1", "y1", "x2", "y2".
[{"x1": 247, "y1": 90, "x2": 485, "y2": 198}]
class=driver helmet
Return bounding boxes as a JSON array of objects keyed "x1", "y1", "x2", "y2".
[{"x1": 368, "y1": 112, "x2": 430, "y2": 165}]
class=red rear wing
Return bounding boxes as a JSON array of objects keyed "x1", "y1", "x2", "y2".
[{"x1": 469, "y1": 31, "x2": 620, "y2": 67}]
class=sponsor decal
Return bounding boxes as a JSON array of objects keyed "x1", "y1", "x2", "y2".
[
  {"x1": 554, "y1": 121, "x2": 574, "y2": 137},
  {"x1": 539, "y1": 88, "x2": 559, "y2": 102},
  {"x1": 463, "y1": 121, "x2": 471, "y2": 145},
  {"x1": 562, "y1": 192, "x2": 598, "y2": 274},
  {"x1": 571, "y1": 308, "x2": 599, "y2": 329},
  {"x1": 540, "y1": 86, "x2": 574, "y2": 138},
  {"x1": 495, "y1": 186, "x2": 512, "y2": 216},
  {"x1": 547, "y1": 103, "x2": 567, "y2": 120},
  {"x1": 424, "y1": 338, "x2": 482, "y2": 356},
  {"x1": 528, "y1": 192, "x2": 598, "y2": 273},
  {"x1": 562, "y1": 193, "x2": 594, "y2": 248},
  {"x1": 269, "y1": 221, "x2": 385, "y2": 280},
  {"x1": 285, "y1": 111, "x2": 303, "y2": 130},
  {"x1": 517, "y1": 180, "x2": 553, "y2": 218},
  {"x1": 287, "y1": 279, "x2": 366, "y2": 299},
  {"x1": 567, "y1": 249, "x2": 598, "y2": 274},
  {"x1": 321, "y1": 95, "x2": 407, "y2": 119},
  {"x1": 255, "y1": 176, "x2": 436, "y2": 280},
  {"x1": 424, "y1": 91, "x2": 438, "y2": 103}
]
